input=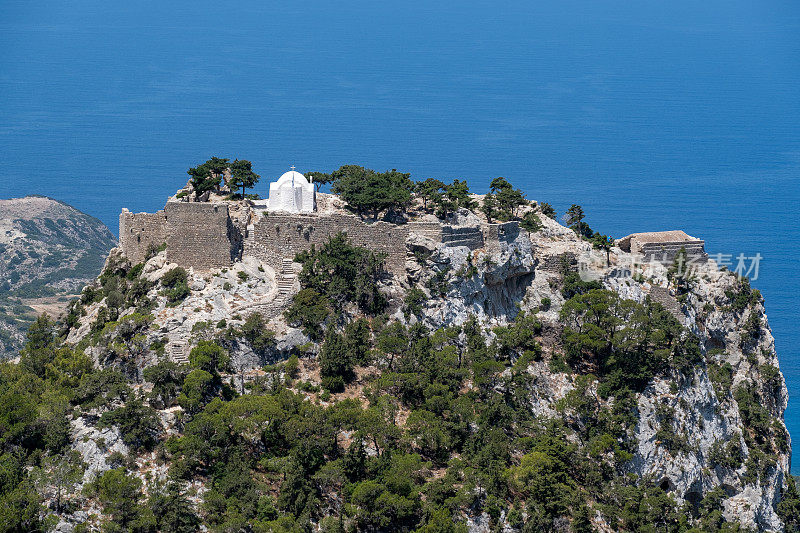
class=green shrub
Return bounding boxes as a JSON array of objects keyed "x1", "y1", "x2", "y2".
[
  {"x1": 188, "y1": 341, "x2": 229, "y2": 374},
  {"x1": 725, "y1": 278, "x2": 761, "y2": 313},
  {"x1": 126, "y1": 263, "x2": 144, "y2": 281},
  {"x1": 734, "y1": 384, "x2": 771, "y2": 442},
  {"x1": 161, "y1": 267, "x2": 190, "y2": 305},
  {"x1": 520, "y1": 211, "x2": 542, "y2": 232},
  {"x1": 319, "y1": 329, "x2": 355, "y2": 392},
  {"x1": 98, "y1": 396, "x2": 161, "y2": 451},
  {"x1": 778, "y1": 476, "x2": 800, "y2": 531},
  {"x1": 239, "y1": 313, "x2": 276, "y2": 354},
  {"x1": 403, "y1": 288, "x2": 426, "y2": 319},
  {"x1": 707, "y1": 361, "x2": 733, "y2": 400},
  {"x1": 284, "y1": 288, "x2": 330, "y2": 341},
  {"x1": 741, "y1": 312, "x2": 762, "y2": 348},
  {"x1": 540, "y1": 297, "x2": 551, "y2": 311},
  {"x1": 493, "y1": 311, "x2": 543, "y2": 362},
  {"x1": 709, "y1": 439, "x2": 743, "y2": 470},
  {"x1": 426, "y1": 267, "x2": 450, "y2": 298},
  {"x1": 161, "y1": 267, "x2": 187, "y2": 288},
  {"x1": 654, "y1": 404, "x2": 690, "y2": 454},
  {"x1": 295, "y1": 232, "x2": 386, "y2": 314}
]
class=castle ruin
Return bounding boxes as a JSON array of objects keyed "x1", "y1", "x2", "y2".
[{"x1": 120, "y1": 198, "x2": 519, "y2": 277}]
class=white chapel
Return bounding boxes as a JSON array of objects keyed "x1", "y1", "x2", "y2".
[{"x1": 267, "y1": 167, "x2": 316, "y2": 213}]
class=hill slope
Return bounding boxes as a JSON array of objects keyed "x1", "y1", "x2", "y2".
[
  {"x1": 0, "y1": 196, "x2": 116, "y2": 356},
  {"x1": 1, "y1": 195, "x2": 795, "y2": 532}
]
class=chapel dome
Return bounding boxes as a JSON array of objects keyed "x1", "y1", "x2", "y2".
[{"x1": 276, "y1": 170, "x2": 309, "y2": 187}]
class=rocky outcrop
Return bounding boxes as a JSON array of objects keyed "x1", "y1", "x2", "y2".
[
  {"x1": 62, "y1": 199, "x2": 791, "y2": 532},
  {"x1": 71, "y1": 416, "x2": 130, "y2": 485},
  {"x1": 404, "y1": 218, "x2": 536, "y2": 328},
  {"x1": 404, "y1": 211, "x2": 791, "y2": 531}
]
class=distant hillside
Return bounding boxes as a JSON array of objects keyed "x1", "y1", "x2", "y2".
[{"x1": 0, "y1": 196, "x2": 116, "y2": 356}]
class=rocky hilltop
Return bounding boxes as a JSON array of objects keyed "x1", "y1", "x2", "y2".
[
  {"x1": 1, "y1": 183, "x2": 795, "y2": 532},
  {"x1": 0, "y1": 196, "x2": 116, "y2": 356}
]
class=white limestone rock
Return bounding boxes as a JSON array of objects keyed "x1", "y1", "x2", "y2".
[{"x1": 71, "y1": 416, "x2": 129, "y2": 485}]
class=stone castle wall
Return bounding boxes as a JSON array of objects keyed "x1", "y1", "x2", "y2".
[
  {"x1": 119, "y1": 201, "x2": 521, "y2": 275},
  {"x1": 649, "y1": 285, "x2": 683, "y2": 321},
  {"x1": 482, "y1": 221, "x2": 519, "y2": 252},
  {"x1": 538, "y1": 252, "x2": 578, "y2": 273},
  {"x1": 407, "y1": 221, "x2": 443, "y2": 242},
  {"x1": 119, "y1": 209, "x2": 167, "y2": 265},
  {"x1": 165, "y1": 202, "x2": 239, "y2": 270},
  {"x1": 244, "y1": 213, "x2": 410, "y2": 276}
]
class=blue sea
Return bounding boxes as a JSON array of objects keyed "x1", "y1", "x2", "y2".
[{"x1": 1, "y1": 1, "x2": 798, "y2": 470}]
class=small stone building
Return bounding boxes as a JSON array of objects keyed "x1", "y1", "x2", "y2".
[
  {"x1": 267, "y1": 169, "x2": 316, "y2": 213},
  {"x1": 617, "y1": 230, "x2": 708, "y2": 264}
]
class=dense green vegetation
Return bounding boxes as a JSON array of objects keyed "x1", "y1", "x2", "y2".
[
  {"x1": 292, "y1": 232, "x2": 387, "y2": 316},
  {"x1": 187, "y1": 156, "x2": 230, "y2": 197},
  {"x1": 311, "y1": 164, "x2": 544, "y2": 225},
  {"x1": 5, "y1": 281, "x2": 786, "y2": 531},
  {"x1": 230, "y1": 159, "x2": 261, "y2": 198},
  {"x1": 560, "y1": 287, "x2": 700, "y2": 397},
  {"x1": 0, "y1": 180, "x2": 796, "y2": 531}
]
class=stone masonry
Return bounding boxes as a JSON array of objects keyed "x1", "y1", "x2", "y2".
[
  {"x1": 245, "y1": 213, "x2": 410, "y2": 276},
  {"x1": 119, "y1": 200, "x2": 519, "y2": 275},
  {"x1": 119, "y1": 209, "x2": 167, "y2": 265},
  {"x1": 164, "y1": 202, "x2": 240, "y2": 270},
  {"x1": 617, "y1": 230, "x2": 708, "y2": 264}
]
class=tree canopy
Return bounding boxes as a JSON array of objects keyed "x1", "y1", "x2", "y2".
[
  {"x1": 331, "y1": 165, "x2": 414, "y2": 219},
  {"x1": 307, "y1": 171, "x2": 335, "y2": 192},
  {"x1": 187, "y1": 157, "x2": 229, "y2": 198},
  {"x1": 295, "y1": 232, "x2": 387, "y2": 315},
  {"x1": 187, "y1": 157, "x2": 261, "y2": 200},
  {"x1": 489, "y1": 177, "x2": 527, "y2": 219},
  {"x1": 229, "y1": 159, "x2": 260, "y2": 198},
  {"x1": 414, "y1": 178, "x2": 446, "y2": 211}
]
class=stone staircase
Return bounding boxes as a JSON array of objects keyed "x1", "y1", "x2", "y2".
[
  {"x1": 229, "y1": 258, "x2": 297, "y2": 319},
  {"x1": 276, "y1": 258, "x2": 297, "y2": 301},
  {"x1": 167, "y1": 339, "x2": 190, "y2": 365}
]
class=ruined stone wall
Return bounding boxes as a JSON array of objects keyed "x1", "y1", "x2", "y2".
[
  {"x1": 244, "y1": 213, "x2": 410, "y2": 276},
  {"x1": 120, "y1": 201, "x2": 523, "y2": 276},
  {"x1": 119, "y1": 209, "x2": 167, "y2": 265},
  {"x1": 441, "y1": 226, "x2": 484, "y2": 249},
  {"x1": 537, "y1": 252, "x2": 577, "y2": 273},
  {"x1": 649, "y1": 285, "x2": 682, "y2": 321},
  {"x1": 165, "y1": 202, "x2": 238, "y2": 270},
  {"x1": 483, "y1": 222, "x2": 520, "y2": 252},
  {"x1": 407, "y1": 221, "x2": 442, "y2": 242}
]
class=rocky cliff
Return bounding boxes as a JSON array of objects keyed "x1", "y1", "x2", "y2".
[{"x1": 11, "y1": 199, "x2": 794, "y2": 532}]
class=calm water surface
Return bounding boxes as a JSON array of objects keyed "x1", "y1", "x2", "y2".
[{"x1": 1, "y1": 0, "x2": 799, "y2": 470}]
